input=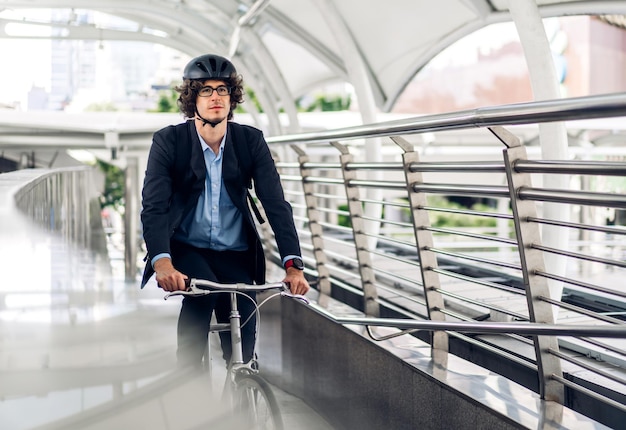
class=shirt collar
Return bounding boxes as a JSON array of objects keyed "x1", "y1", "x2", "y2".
[{"x1": 196, "y1": 127, "x2": 227, "y2": 154}]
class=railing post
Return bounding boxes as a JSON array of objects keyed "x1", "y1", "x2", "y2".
[
  {"x1": 331, "y1": 141, "x2": 380, "y2": 317},
  {"x1": 291, "y1": 145, "x2": 332, "y2": 296},
  {"x1": 124, "y1": 156, "x2": 139, "y2": 281},
  {"x1": 490, "y1": 126, "x2": 564, "y2": 403},
  {"x1": 391, "y1": 136, "x2": 448, "y2": 352}
]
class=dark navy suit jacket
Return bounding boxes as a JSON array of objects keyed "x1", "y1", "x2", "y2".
[{"x1": 140, "y1": 120, "x2": 300, "y2": 287}]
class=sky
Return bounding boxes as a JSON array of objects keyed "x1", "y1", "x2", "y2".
[
  {"x1": 0, "y1": 39, "x2": 51, "y2": 105},
  {"x1": 0, "y1": 10, "x2": 53, "y2": 107}
]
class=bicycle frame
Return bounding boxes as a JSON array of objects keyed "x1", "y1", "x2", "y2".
[{"x1": 164, "y1": 279, "x2": 309, "y2": 430}]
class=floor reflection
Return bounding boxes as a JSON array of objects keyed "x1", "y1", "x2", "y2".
[{"x1": 0, "y1": 215, "x2": 193, "y2": 429}]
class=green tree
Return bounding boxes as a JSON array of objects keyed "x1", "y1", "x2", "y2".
[
  {"x1": 97, "y1": 160, "x2": 125, "y2": 210},
  {"x1": 236, "y1": 87, "x2": 263, "y2": 114},
  {"x1": 151, "y1": 89, "x2": 179, "y2": 113},
  {"x1": 298, "y1": 94, "x2": 352, "y2": 112}
]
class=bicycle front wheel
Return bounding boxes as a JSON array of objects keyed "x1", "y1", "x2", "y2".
[{"x1": 234, "y1": 374, "x2": 284, "y2": 430}]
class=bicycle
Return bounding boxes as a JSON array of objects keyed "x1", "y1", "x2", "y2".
[{"x1": 164, "y1": 278, "x2": 309, "y2": 430}]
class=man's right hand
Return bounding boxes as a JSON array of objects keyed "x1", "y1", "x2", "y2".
[{"x1": 153, "y1": 258, "x2": 188, "y2": 291}]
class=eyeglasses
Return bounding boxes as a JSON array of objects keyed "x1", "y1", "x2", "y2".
[{"x1": 198, "y1": 85, "x2": 232, "y2": 97}]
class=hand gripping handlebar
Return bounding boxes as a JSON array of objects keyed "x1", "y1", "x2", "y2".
[{"x1": 163, "y1": 278, "x2": 309, "y2": 304}]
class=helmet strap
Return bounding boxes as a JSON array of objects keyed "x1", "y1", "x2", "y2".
[{"x1": 195, "y1": 109, "x2": 224, "y2": 128}]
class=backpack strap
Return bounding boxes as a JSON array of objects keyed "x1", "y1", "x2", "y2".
[{"x1": 230, "y1": 123, "x2": 266, "y2": 225}]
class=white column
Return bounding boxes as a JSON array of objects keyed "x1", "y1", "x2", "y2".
[
  {"x1": 508, "y1": 0, "x2": 569, "y2": 308},
  {"x1": 316, "y1": 0, "x2": 383, "y2": 249}
]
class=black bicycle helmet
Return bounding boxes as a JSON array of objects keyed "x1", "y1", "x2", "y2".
[{"x1": 183, "y1": 54, "x2": 236, "y2": 80}]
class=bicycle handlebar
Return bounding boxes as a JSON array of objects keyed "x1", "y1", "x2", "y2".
[{"x1": 163, "y1": 278, "x2": 309, "y2": 304}]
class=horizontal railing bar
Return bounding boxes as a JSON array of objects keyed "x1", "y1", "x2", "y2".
[
  {"x1": 362, "y1": 215, "x2": 412, "y2": 228},
  {"x1": 549, "y1": 348, "x2": 626, "y2": 386},
  {"x1": 332, "y1": 316, "x2": 626, "y2": 337},
  {"x1": 428, "y1": 247, "x2": 522, "y2": 271},
  {"x1": 551, "y1": 374, "x2": 626, "y2": 413},
  {"x1": 539, "y1": 296, "x2": 625, "y2": 325},
  {"x1": 348, "y1": 179, "x2": 406, "y2": 189},
  {"x1": 310, "y1": 192, "x2": 346, "y2": 200},
  {"x1": 303, "y1": 177, "x2": 345, "y2": 185},
  {"x1": 412, "y1": 183, "x2": 510, "y2": 197},
  {"x1": 515, "y1": 160, "x2": 626, "y2": 176},
  {"x1": 518, "y1": 187, "x2": 626, "y2": 209},
  {"x1": 440, "y1": 309, "x2": 534, "y2": 346},
  {"x1": 449, "y1": 332, "x2": 537, "y2": 369},
  {"x1": 578, "y1": 337, "x2": 626, "y2": 358},
  {"x1": 301, "y1": 162, "x2": 341, "y2": 169},
  {"x1": 342, "y1": 161, "x2": 506, "y2": 172},
  {"x1": 375, "y1": 234, "x2": 417, "y2": 251},
  {"x1": 531, "y1": 243, "x2": 626, "y2": 268},
  {"x1": 283, "y1": 189, "x2": 302, "y2": 196},
  {"x1": 409, "y1": 161, "x2": 505, "y2": 172},
  {"x1": 346, "y1": 162, "x2": 403, "y2": 170},
  {"x1": 375, "y1": 199, "x2": 410, "y2": 208},
  {"x1": 267, "y1": 93, "x2": 626, "y2": 145},
  {"x1": 300, "y1": 160, "x2": 507, "y2": 172},
  {"x1": 373, "y1": 265, "x2": 425, "y2": 290},
  {"x1": 426, "y1": 226, "x2": 518, "y2": 246},
  {"x1": 437, "y1": 289, "x2": 529, "y2": 321},
  {"x1": 431, "y1": 268, "x2": 524, "y2": 296},
  {"x1": 323, "y1": 248, "x2": 358, "y2": 266},
  {"x1": 314, "y1": 206, "x2": 349, "y2": 215},
  {"x1": 537, "y1": 270, "x2": 626, "y2": 299},
  {"x1": 420, "y1": 205, "x2": 514, "y2": 220},
  {"x1": 317, "y1": 224, "x2": 353, "y2": 237},
  {"x1": 319, "y1": 231, "x2": 354, "y2": 244},
  {"x1": 375, "y1": 254, "x2": 422, "y2": 276},
  {"x1": 279, "y1": 174, "x2": 303, "y2": 181},
  {"x1": 528, "y1": 216, "x2": 626, "y2": 236},
  {"x1": 358, "y1": 197, "x2": 397, "y2": 206}
]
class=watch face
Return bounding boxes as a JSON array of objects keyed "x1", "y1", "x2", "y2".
[{"x1": 293, "y1": 258, "x2": 304, "y2": 270}]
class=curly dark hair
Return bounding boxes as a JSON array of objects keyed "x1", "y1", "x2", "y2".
[{"x1": 175, "y1": 74, "x2": 244, "y2": 120}]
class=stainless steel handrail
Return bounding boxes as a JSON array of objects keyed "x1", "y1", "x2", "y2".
[
  {"x1": 264, "y1": 92, "x2": 626, "y2": 419},
  {"x1": 267, "y1": 92, "x2": 626, "y2": 144}
]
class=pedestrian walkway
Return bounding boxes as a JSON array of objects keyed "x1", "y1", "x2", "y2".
[{"x1": 0, "y1": 210, "x2": 332, "y2": 429}]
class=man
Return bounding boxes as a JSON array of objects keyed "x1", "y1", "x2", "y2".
[{"x1": 140, "y1": 53, "x2": 309, "y2": 367}]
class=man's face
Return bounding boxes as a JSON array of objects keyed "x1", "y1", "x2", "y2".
[{"x1": 196, "y1": 79, "x2": 231, "y2": 123}]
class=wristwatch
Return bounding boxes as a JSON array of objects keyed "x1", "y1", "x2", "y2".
[{"x1": 284, "y1": 257, "x2": 304, "y2": 270}]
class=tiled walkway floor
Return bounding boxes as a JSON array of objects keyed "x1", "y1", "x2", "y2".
[{"x1": 0, "y1": 217, "x2": 332, "y2": 429}]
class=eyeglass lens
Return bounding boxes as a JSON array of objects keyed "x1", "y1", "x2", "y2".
[{"x1": 199, "y1": 85, "x2": 230, "y2": 96}]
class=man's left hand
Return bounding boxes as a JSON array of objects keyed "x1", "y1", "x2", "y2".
[{"x1": 283, "y1": 267, "x2": 310, "y2": 295}]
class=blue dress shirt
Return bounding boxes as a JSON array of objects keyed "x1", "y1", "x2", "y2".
[{"x1": 152, "y1": 128, "x2": 246, "y2": 267}]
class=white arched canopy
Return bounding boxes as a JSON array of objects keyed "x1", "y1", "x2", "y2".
[{"x1": 1, "y1": 0, "x2": 625, "y2": 121}]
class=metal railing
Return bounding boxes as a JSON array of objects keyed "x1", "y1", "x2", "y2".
[
  {"x1": 2, "y1": 166, "x2": 103, "y2": 248},
  {"x1": 259, "y1": 93, "x2": 626, "y2": 423}
]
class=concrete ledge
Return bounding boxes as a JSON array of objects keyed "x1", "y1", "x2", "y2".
[{"x1": 263, "y1": 292, "x2": 609, "y2": 430}]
